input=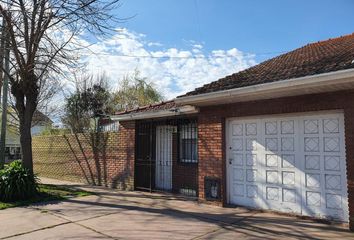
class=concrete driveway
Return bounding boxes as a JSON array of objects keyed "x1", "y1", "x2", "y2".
[{"x1": 0, "y1": 179, "x2": 353, "y2": 240}]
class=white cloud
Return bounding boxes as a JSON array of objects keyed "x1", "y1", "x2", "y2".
[
  {"x1": 193, "y1": 44, "x2": 203, "y2": 49},
  {"x1": 147, "y1": 41, "x2": 163, "y2": 47},
  {"x1": 80, "y1": 28, "x2": 256, "y2": 99}
]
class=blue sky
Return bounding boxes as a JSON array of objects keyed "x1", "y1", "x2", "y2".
[
  {"x1": 80, "y1": 0, "x2": 354, "y2": 99},
  {"x1": 116, "y1": 0, "x2": 354, "y2": 62}
]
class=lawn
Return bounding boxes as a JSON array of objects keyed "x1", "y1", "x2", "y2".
[{"x1": 0, "y1": 184, "x2": 93, "y2": 210}]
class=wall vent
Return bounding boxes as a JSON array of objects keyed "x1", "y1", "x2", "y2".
[{"x1": 204, "y1": 177, "x2": 221, "y2": 201}]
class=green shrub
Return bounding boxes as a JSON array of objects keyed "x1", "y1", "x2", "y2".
[{"x1": 0, "y1": 160, "x2": 38, "y2": 202}]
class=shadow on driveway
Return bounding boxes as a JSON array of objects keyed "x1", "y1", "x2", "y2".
[{"x1": 49, "y1": 193, "x2": 353, "y2": 240}]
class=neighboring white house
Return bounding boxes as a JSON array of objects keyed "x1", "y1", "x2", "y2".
[
  {"x1": 2, "y1": 109, "x2": 53, "y2": 161},
  {"x1": 30, "y1": 111, "x2": 53, "y2": 136}
]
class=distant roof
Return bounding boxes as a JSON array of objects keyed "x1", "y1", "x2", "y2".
[
  {"x1": 115, "y1": 101, "x2": 177, "y2": 115},
  {"x1": 32, "y1": 111, "x2": 53, "y2": 124},
  {"x1": 182, "y1": 33, "x2": 354, "y2": 97}
]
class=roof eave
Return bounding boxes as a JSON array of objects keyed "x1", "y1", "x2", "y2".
[
  {"x1": 175, "y1": 68, "x2": 354, "y2": 106},
  {"x1": 110, "y1": 105, "x2": 199, "y2": 121}
]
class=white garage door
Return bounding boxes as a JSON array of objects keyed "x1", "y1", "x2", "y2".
[{"x1": 227, "y1": 112, "x2": 349, "y2": 222}]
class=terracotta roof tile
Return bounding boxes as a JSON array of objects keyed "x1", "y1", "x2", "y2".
[
  {"x1": 115, "y1": 101, "x2": 177, "y2": 115},
  {"x1": 182, "y1": 33, "x2": 354, "y2": 97}
]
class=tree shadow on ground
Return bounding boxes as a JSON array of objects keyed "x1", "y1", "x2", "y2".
[{"x1": 56, "y1": 193, "x2": 352, "y2": 240}]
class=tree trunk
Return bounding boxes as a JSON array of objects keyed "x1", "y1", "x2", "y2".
[
  {"x1": 20, "y1": 119, "x2": 33, "y2": 174},
  {"x1": 15, "y1": 89, "x2": 37, "y2": 175}
]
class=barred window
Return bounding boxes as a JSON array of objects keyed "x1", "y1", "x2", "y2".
[
  {"x1": 99, "y1": 120, "x2": 119, "y2": 132},
  {"x1": 179, "y1": 123, "x2": 198, "y2": 163}
]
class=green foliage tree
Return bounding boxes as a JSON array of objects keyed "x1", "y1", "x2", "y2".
[
  {"x1": 62, "y1": 70, "x2": 163, "y2": 132},
  {"x1": 62, "y1": 75, "x2": 114, "y2": 133},
  {"x1": 112, "y1": 70, "x2": 164, "y2": 112}
]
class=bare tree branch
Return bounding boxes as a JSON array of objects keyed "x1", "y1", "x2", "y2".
[{"x1": 0, "y1": 0, "x2": 121, "y2": 173}]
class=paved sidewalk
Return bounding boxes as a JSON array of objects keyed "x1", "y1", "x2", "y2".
[{"x1": 0, "y1": 177, "x2": 352, "y2": 239}]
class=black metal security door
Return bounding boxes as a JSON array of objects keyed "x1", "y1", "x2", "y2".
[
  {"x1": 135, "y1": 118, "x2": 198, "y2": 196},
  {"x1": 135, "y1": 122, "x2": 155, "y2": 191}
]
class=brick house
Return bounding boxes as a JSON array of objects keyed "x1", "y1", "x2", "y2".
[{"x1": 112, "y1": 33, "x2": 354, "y2": 229}]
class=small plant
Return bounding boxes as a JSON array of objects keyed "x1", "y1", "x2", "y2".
[{"x1": 0, "y1": 160, "x2": 38, "y2": 202}]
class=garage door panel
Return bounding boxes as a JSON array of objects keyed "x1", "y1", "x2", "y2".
[
  {"x1": 326, "y1": 193, "x2": 342, "y2": 209},
  {"x1": 324, "y1": 155, "x2": 341, "y2": 171},
  {"x1": 282, "y1": 171, "x2": 295, "y2": 185},
  {"x1": 265, "y1": 121, "x2": 278, "y2": 135},
  {"x1": 232, "y1": 123, "x2": 242, "y2": 136},
  {"x1": 305, "y1": 155, "x2": 320, "y2": 170},
  {"x1": 246, "y1": 185, "x2": 258, "y2": 198},
  {"x1": 306, "y1": 191, "x2": 321, "y2": 206},
  {"x1": 227, "y1": 113, "x2": 349, "y2": 222},
  {"x1": 323, "y1": 118, "x2": 340, "y2": 133},
  {"x1": 234, "y1": 183, "x2": 244, "y2": 196},
  {"x1": 265, "y1": 138, "x2": 278, "y2": 151},
  {"x1": 232, "y1": 153, "x2": 243, "y2": 166},
  {"x1": 282, "y1": 154, "x2": 295, "y2": 168},
  {"x1": 324, "y1": 137, "x2": 340, "y2": 152},
  {"x1": 232, "y1": 138, "x2": 243, "y2": 151},
  {"x1": 305, "y1": 173, "x2": 321, "y2": 188},
  {"x1": 246, "y1": 138, "x2": 257, "y2": 151},
  {"x1": 266, "y1": 154, "x2": 278, "y2": 167},
  {"x1": 304, "y1": 137, "x2": 320, "y2": 152},
  {"x1": 325, "y1": 174, "x2": 342, "y2": 190},
  {"x1": 283, "y1": 188, "x2": 296, "y2": 203},
  {"x1": 304, "y1": 119, "x2": 319, "y2": 134},
  {"x1": 266, "y1": 170, "x2": 278, "y2": 184},
  {"x1": 233, "y1": 168, "x2": 244, "y2": 181},
  {"x1": 281, "y1": 120, "x2": 295, "y2": 134},
  {"x1": 245, "y1": 123, "x2": 257, "y2": 136},
  {"x1": 246, "y1": 169, "x2": 257, "y2": 182},
  {"x1": 266, "y1": 187, "x2": 279, "y2": 200},
  {"x1": 246, "y1": 153, "x2": 257, "y2": 166}
]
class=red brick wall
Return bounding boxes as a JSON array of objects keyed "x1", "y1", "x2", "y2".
[
  {"x1": 197, "y1": 90, "x2": 354, "y2": 227},
  {"x1": 172, "y1": 133, "x2": 198, "y2": 195},
  {"x1": 198, "y1": 115, "x2": 224, "y2": 205},
  {"x1": 33, "y1": 121, "x2": 135, "y2": 190}
]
